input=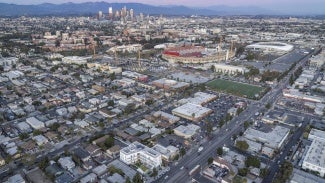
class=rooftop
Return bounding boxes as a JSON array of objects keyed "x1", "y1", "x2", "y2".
[
  {"x1": 120, "y1": 141, "x2": 161, "y2": 158},
  {"x1": 309, "y1": 129, "x2": 325, "y2": 141},
  {"x1": 303, "y1": 139, "x2": 325, "y2": 169},
  {"x1": 172, "y1": 103, "x2": 212, "y2": 119},
  {"x1": 243, "y1": 126, "x2": 289, "y2": 149}
]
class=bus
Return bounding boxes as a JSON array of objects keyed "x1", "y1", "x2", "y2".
[{"x1": 189, "y1": 165, "x2": 201, "y2": 176}]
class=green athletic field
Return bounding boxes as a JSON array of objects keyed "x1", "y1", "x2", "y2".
[{"x1": 206, "y1": 79, "x2": 265, "y2": 99}]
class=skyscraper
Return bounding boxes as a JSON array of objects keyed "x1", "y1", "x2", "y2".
[
  {"x1": 115, "y1": 10, "x2": 120, "y2": 18},
  {"x1": 108, "y1": 7, "x2": 113, "y2": 19},
  {"x1": 130, "y1": 9, "x2": 134, "y2": 21},
  {"x1": 140, "y1": 13, "x2": 144, "y2": 22},
  {"x1": 98, "y1": 11, "x2": 103, "y2": 19},
  {"x1": 121, "y1": 6, "x2": 127, "y2": 18}
]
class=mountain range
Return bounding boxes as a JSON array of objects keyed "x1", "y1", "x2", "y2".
[{"x1": 0, "y1": 2, "x2": 322, "y2": 17}]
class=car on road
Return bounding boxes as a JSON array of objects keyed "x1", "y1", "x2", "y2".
[
  {"x1": 198, "y1": 146, "x2": 204, "y2": 153},
  {"x1": 180, "y1": 166, "x2": 184, "y2": 170},
  {"x1": 164, "y1": 175, "x2": 169, "y2": 180}
]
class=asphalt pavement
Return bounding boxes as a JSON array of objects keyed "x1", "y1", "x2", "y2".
[{"x1": 158, "y1": 49, "x2": 317, "y2": 183}]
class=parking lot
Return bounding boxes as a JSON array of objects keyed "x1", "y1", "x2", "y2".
[
  {"x1": 204, "y1": 92, "x2": 247, "y2": 127},
  {"x1": 245, "y1": 49, "x2": 308, "y2": 73}
]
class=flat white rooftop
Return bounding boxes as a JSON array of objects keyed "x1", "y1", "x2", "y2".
[
  {"x1": 172, "y1": 103, "x2": 212, "y2": 120},
  {"x1": 309, "y1": 129, "x2": 325, "y2": 141},
  {"x1": 243, "y1": 126, "x2": 289, "y2": 149},
  {"x1": 120, "y1": 141, "x2": 161, "y2": 158},
  {"x1": 303, "y1": 139, "x2": 325, "y2": 170}
]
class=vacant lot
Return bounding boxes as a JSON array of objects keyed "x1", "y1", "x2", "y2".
[{"x1": 207, "y1": 79, "x2": 265, "y2": 99}]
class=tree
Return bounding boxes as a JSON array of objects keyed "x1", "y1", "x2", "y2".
[
  {"x1": 244, "y1": 121, "x2": 250, "y2": 129},
  {"x1": 236, "y1": 46, "x2": 245, "y2": 56},
  {"x1": 98, "y1": 121, "x2": 105, "y2": 128},
  {"x1": 237, "y1": 107, "x2": 244, "y2": 115},
  {"x1": 49, "y1": 123, "x2": 60, "y2": 131},
  {"x1": 110, "y1": 72, "x2": 116, "y2": 80},
  {"x1": 260, "y1": 168, "x2": 269, "y2": 178},
  {"x1": 206, "y1": 121, "x2": 213, "y2": 137},
  {"x1": 219, "y1": 119, "x2": 225, "y2": 127},
  {"x1": 38, "y1": 157, "x2": 49, "y2": 170},
  {"x1": 233, "y1": 176, "x2": 247, "y2": 183},
  {"x1": 273, "y1": 161, "x2": 293, "y2": 183},
  {"x1": 246, "y1": 52, "x2": 255, "y2": 61},
  {"x1": 289, "y1": 74, "x2": 294, "y2": 85},
  {"x1": 32, "y1": 100, "x2": 42, "y2": 106},
  {"x1": 104, "y1": 136, "x2": 115, "y2": 149},
  {"x1": 33, "y1": 130, "x2": 42, "y2": 136},
  {"x1": 210, "y1": 65, "x2": 215, "y2": 72},
  {"x1": 108, "y1": 165, "x2": 125, "y2": 176},
  {"x1": 180, "y1": 148, "x2": 186, "y2": 157},
  {"x1": 151, "y1": 167, "x2": 158, "y2": 178},
  {"x1": 107, "y1": 100, "x2": 115, "y2": 107},
  {"x1": 55, "y1": 39, "x2": 61, "y2": 47},
  {"x1": 132, "y1": 172, "x2": 143, "y2": 183},
  {"x1": 236, "y1": 140, "x2": 249, "y2": 151},
  {"x1": 19, "y1": 133, "x2": 29, "y2": 140},
  {"x1": 245, "y1": 156, "x2": 260, "y2": 168},
  {"x1": 238, "y1": 168, "x2": 248, "y2": 176},
  {"x1": 225, "y1": 113, "x2": 232, "y2": 122},
  {"x1": 5, "y1": 155, "x2": 12, "y2": 164},
  {"x1": 191, "y1": 113, "x2": 195, "y2": 120},
  {"x1": 208, "y1": 157, "x2": 214, "y2": 165},
  {"x1": 124, "y1": 103, "x2": 135, "y2": 115},
  {"x1": 125, "y1": 177, "x2": 132, "y2": 183},
  {"x1": 265, "y1": 103, "x2": 271, "y2": 109},
  {"x1": 145, "y1": 99, "x2": 154, "y2": 106},
  {"x1": 217, "y1": 147, "x2": 223, "y2": 156}
]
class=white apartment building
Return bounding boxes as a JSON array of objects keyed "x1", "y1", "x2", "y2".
[
  {"x1": 302, "y1": 139, "x2": 325, "y2": 177},
  {"x1": 120, "y1": 141, "x2": 162, "y2": 169}
]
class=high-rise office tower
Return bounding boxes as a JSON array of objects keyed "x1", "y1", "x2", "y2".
[
  {"x1": 140, "y1": 13, "x2": 144, "y2": 22},
  {"x1": 98, "y1": 11, "x2": 103, "y2": 19},
  {"x1": 108, "y1": 7, "x2": 113, "y2": 18},
  {"x1": 130, "y1": 9, "x2": 134, "y2": 20},
  {"x1": 115, "y1": 10, "x2": 120, "y2": 18},
  {"x1": 122, "y1": 6, "x2": 127, "y2": 18}
]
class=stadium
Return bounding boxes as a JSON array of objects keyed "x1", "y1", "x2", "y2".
[
  {"x1": 246, "y1": 42, "x2": 294, "y2": 53},
  {"x1": 162, "y1": 46, "x2": 234, "y2": 64}
]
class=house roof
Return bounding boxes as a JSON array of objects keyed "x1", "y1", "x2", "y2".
[{"x1": 73, "y1": 147, "x2": 90, "y2": 159}]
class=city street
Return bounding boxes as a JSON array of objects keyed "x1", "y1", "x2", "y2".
[{"x1": 157, "y1": 48, "x2": 317, "y2": 183}]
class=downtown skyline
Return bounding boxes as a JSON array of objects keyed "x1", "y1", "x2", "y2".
[{"x1": 0, "y1": 0, "x2": 324, "y2": 15}]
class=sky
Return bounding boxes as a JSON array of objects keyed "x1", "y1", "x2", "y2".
[
  {"x1": 0, "y1": 0, "x2": 324, "y2": 6},
  {"x1": 1, "y1": 0, "x2": 324, "y2": 14}
]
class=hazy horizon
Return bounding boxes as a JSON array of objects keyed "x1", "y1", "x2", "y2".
[{"x1": 0, "y1": 0, "x2": 324, "y2": 15}]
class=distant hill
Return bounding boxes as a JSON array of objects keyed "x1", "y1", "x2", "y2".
[
  {"x1": 0, "y1": 2, "x2": 281, "y2": 17},
  {"x1": 204, "y1": 5, "x2": 278, "y2": 15}
]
